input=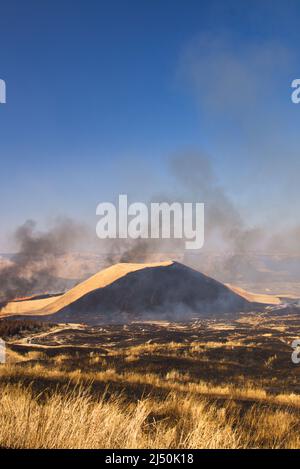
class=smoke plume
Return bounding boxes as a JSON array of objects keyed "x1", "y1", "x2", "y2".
[{"x1": 0, "y1": 218, "x2": 85, "y2": 302}]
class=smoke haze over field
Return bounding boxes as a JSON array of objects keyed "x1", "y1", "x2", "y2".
[
  {"x1": 0, "y1": 218, "x2": 85, "y2": 302},
  {"x1": 92, "y1": 147, "x2": 300, "y2": 291}
]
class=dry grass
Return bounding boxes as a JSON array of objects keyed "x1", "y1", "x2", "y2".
[
  {"x1": 2, "y1": 315, "x2": 300, "y2": 449},
  {"x1": 0, "y1": 383, "x2": 241, "y2": 449},
  {"x1": 0, "y1": 361, "x2": 268, "y2": 402},
  {"x1": 1, "y1": 358, "x2": 300, "y2": 449},
  {"x1": 1, "y1": 375, "x2": 300, "y2": 449}
]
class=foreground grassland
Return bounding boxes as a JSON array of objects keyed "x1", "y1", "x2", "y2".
[{"x1": 1, "y1": 312, "x2": 300, "y2": 448}]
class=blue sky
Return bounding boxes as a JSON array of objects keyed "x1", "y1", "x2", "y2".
[{"x1": 0, "y1": 0, "x2": 300, "y2": 251}]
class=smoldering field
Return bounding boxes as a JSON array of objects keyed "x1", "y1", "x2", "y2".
[{"x1": 1, "y1": 308, "x2": 300, "y2": 449}]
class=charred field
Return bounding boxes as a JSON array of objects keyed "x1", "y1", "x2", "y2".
[{"x1": 2, "y1": 307, "x2": 300, "y2": 449}]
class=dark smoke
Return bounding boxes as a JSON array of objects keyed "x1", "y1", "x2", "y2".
[
  {"x1": 101, "y1": 149, "x2": 298, "y2": 288},
  {"x1": 104, "y1": 150, "x2": 262, "y2": 268},
  {"x1": 0, "y1": 218, "x2": 85, "y2": 302},
  {"x1": 170, "y1": 151, "x2": 262, "y2": 251}
]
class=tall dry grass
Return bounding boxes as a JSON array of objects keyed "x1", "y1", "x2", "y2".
[
  {"x1": 2, "y1": 344, "x2": 300, "y2": 449},
  {"x1": 0, "y1": 383, "x2": 240, "y2": 449},
  {"x1": 1, "y1": 375, "x2": 300, "y2": 448}
]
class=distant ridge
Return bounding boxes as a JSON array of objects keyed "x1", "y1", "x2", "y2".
[{"x1": 226, "y1": 284, "x2": 281, "y2": 305}]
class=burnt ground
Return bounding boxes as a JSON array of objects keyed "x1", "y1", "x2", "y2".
[{"x1": 5, "y1": 306, "x2": 300, "y2": 397}]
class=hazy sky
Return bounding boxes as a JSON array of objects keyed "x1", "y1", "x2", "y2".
[{"x1": 0, "y1": 0, "x2": 300, "y2": 251}]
